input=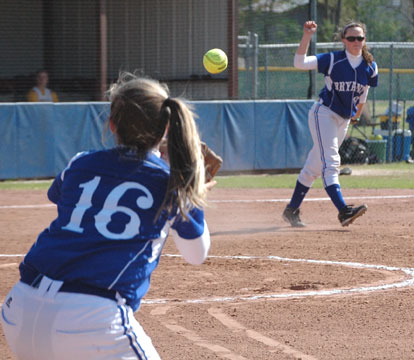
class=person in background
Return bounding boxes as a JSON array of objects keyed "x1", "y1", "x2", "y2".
[
  {"x1": 283, "y1": 20, "x2": 378, "y2": 227},
  {"x1": 27, "y1": 69, "x2": 59, "y2": 102},
  {"x1": 406, "y1": 106, "x2": 414, "y2": 162},
  {"x1": 2, "y1": 72, "x2": 213, "y2": 359}
]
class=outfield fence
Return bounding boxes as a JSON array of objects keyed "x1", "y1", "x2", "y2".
[
  {"x1": 0, "y1": 101, "x2": 316, "y2": 180},
  {"x1": 1, "y1": 100, "x2": 411, "y2": 181},
  {"x1": 238, "y1": 38, "x2": 414, "y2": 105},
  {"x1": 238, "y1": 37, "x2": 414, "y2": 164}
]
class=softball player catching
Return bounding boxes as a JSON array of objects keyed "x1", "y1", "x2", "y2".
[
  {"x1": 1, "y1": 73, "x2": 214, "y2": 359},
  {"x1": 283, "y1": 21, "x2": 378, "y2": 227}
]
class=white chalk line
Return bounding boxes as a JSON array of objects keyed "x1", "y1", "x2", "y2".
[
  {"x1": 211, "y1": 194, "x2": 414, "y2": 203},
  {"x1": 0, "y1": 254, "x2": 25, "y2": 257},
  {"x1": 0, "y1": 204, "x2": 54, "y2": 209},
  {"x1": 141, "y1": 254, "x2": 414, "y2": 305},
  {"x1": 208, "y1": 307, "x2": 318, "y2": 360},
  {"x1": 163, "y1": 323, "x2": 248, "y2": 360},
  {"x1": 1, "y1": 194, "x2": 413, "y2": 209},
  {"x1": 1, "y1": 254, "x2": 413, "y2": 305}
]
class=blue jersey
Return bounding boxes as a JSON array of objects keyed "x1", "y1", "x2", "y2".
[
  {"x1": 317, "y1": 50, "x2": 378, "y2": 118},
  {"x1": 22, "y1": 148, "x2": 205, "y2": 311}
]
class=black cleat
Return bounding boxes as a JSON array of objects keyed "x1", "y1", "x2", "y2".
[
  {"x1": 338, "y1": 204, "x2": 368, "y2": 227},
  {"x1": 283, "y1": 206, "x2": 306, "y2": 227}
]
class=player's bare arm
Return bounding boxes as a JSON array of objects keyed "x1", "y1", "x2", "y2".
[
  {"x1": 351, "y1": 103, "x2": 365, "y2": 124},
  {"x1": 296, "y1": 21, "x2": 317, "y2": 55}
]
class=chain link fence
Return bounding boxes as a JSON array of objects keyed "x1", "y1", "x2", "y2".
[
  {"x1": 239, "y1": 37, "x2": 414, "y2": 101},
  {"x1": 1, "y1": 1, "x2": 413, "y2": 164},
  {"x1": 239, "y1": 36, "x2": 414, "y2": 163}
]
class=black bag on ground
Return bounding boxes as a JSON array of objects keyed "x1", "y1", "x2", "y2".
[{"x1": 339, "y1": 137, "x2": 379, "y2": 164}]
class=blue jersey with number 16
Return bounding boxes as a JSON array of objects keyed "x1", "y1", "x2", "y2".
[{"x1": 23, "y1": 147, "x2": 206, "y2": 311}]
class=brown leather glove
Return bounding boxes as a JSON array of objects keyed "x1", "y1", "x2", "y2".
[
  {"x1": 159, "y1": 139, "x2": 223, "y2": 182},
  {"x1": 201, "y1": 142, "x2": 223, "y2": 182}
]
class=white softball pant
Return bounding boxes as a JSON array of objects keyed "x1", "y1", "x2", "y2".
[
  {"x1": 1, "y1": 279, "x2": 160, "y2": 360},
  {"x1": 298, "y1": 102, "x2": 349, "y2": 188}
]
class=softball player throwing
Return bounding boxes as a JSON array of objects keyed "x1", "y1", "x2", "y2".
[
  {"x1": 283, "y1": 21, "x2": 378, "y2": 227},
  {"x1": 1, "y1": 73, "x2": 213, "y2": 359}
]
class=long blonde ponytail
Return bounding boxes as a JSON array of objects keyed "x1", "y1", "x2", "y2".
[
  {"x1": 160, "y1": 98, "x2": 207, "y2": 219},
  {"x1": 107, "y1": 72, "x2": 207, "y2": 220}
]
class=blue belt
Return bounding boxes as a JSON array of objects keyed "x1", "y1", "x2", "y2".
[{"x1": 19, "y1": 262, "x2": 119, "y2": 304}]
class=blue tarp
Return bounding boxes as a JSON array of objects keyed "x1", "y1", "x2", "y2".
[{"x1": 0, "y1": 101, "x2": 314, "y2": 179}]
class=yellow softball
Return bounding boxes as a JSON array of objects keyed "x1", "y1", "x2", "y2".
[{"x1": 203, "y1": 48, "x2": 228, "y2": 74}]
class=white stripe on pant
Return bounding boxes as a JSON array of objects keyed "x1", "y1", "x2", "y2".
[{"x1": 298, "y1": 103, "x2": 350, "y2": 188}]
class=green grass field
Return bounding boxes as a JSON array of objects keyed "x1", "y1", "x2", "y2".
[
  {"x1": 217, "y1": 162, "x2": 414, "y2": 189},
  {"x1": 1, "y1": 163, "x2": 413, "y2": 191},
  {"x1": 0, "y1": 180, "x2": 53, "y2": 190}
]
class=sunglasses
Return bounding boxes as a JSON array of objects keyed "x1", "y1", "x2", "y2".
[{"x1": 345, "y1": 36, "x2": 365, "y2": 42}]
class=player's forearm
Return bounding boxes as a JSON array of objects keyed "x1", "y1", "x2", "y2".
[
  {"x1": 172, "y1": 222, "x2": 210, "y2": 265},
  {"x1": 355, "y1": 103, "x2": 365, "y2": 118},
  {"x1": 351, "y1": 103, "x2": 365, "y2": 122},
  {"x1": 296, "y1": 33, "x2": 313, "y2": 56},
  {"x1": 359, "y1": 86, "x2": 370, "y2": 104},
  {"x1": 294, "y1": 31, "x2": 318, "y2": 70},
  {"x1": 170, "y1": 207, "x2": 210, "y2": 265}
]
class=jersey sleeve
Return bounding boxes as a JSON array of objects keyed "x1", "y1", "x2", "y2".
[
  {"x1": 61, "y1": 151, "x2": 89, "y2": 180},
  {"x1": 171, "y1": 207, "x2": 205, "y2": 239},
  {"x1": 48, "y1": 151, "x2": 89, "y2": 203},
  {"x1": 47, "y1": 174, "x2": 63, "y2": 204},
  {"x1": 293, "y1": 54, "x2": 317, "y2": 70},
  {"x1": 368, "y1": 62, "x2": 379, "y2": 87},
  {"x1": 170, "y1": 207, "x2": 210, "y2": 265},
  {"x1": 316, "y1": 52, "x2": 332, "y2": 75}
]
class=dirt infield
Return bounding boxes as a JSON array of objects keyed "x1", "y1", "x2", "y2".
[{"x1": 1, "y1": 187, "x2": 414, "y2": 359}]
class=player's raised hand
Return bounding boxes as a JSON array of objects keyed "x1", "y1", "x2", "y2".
[{"x1": 303, "y1": 21, "x2": 317, "y2": 35}]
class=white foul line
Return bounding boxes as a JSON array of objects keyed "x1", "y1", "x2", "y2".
[
  {"x1": 0, "y1": 204, "x2": 54, "y2": 209},
  {"x1": 2, "y1": 253, "x2": 413, "y2": 304},
  {"x1": 142, "y1": 254, "x2": 414, "y2": 305},
  {"x1": 210, "y1": 194, "x2": 414, "y2": 203},
  {"x1": 0, "y1": 254, "x2": 25, "y2": 257},
  {"x1": 0, "y1": 194, "x2": 414, "y2": 209}
]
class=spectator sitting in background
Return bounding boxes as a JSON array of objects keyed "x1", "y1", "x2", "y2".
[
  {"x1": 406, "y1": 106, "x2": 414, "y2": 160},
  {"x1": 379, "y1": 101, "x2": 402, "y2": 130},
  {"x1": 27, "y1": 70, "x2": 59, "y2": 102}
]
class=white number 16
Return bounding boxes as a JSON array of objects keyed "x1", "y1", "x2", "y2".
[{"x1": 62, "y1": 176, "x2": 154, "y2": 239}]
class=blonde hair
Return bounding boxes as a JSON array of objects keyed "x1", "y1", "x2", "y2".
[
  {"x1": 107, "y1": 72, "x2": 206, "y2": 219},
  {"x1": 340, "y1": 21, "x2": 374, "y2": 65}
]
